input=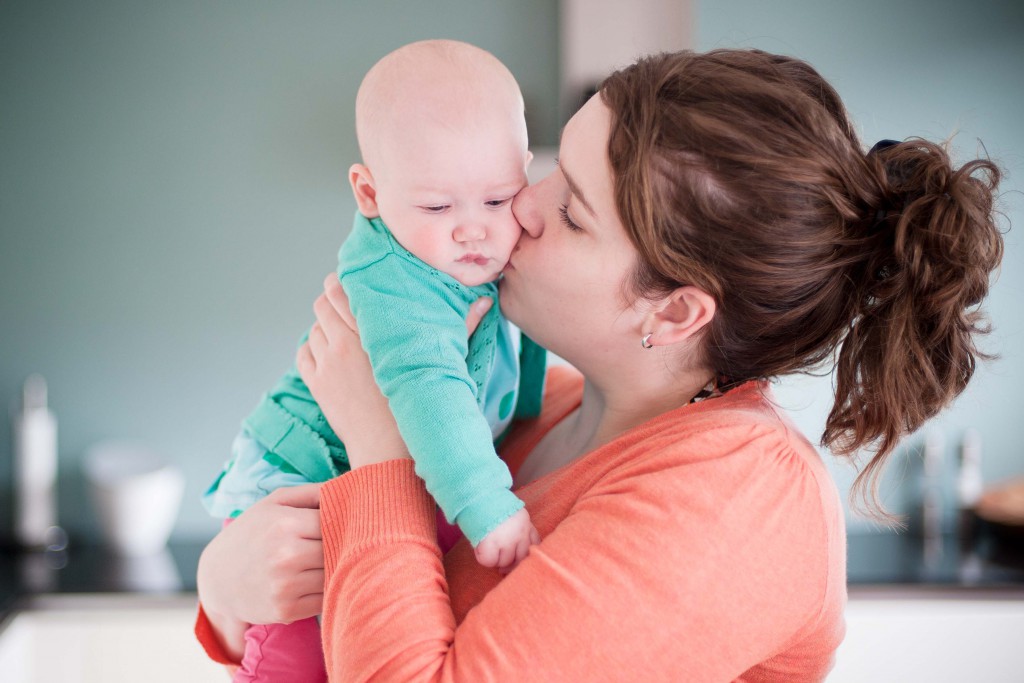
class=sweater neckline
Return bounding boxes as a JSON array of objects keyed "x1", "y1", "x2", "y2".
[{"x1": 503, "y1": 366, "x2": 767, "y2": 490}]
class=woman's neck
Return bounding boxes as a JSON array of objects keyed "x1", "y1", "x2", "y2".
[
  {"x1": 575, "y1": 366, "x2": 710, "y2": 454},
  {"x1": 515, "y1": 362, "x2": 712, "y2": 487}
]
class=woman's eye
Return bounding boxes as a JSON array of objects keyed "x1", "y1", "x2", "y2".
[
  {"x1": 485, "y1": 198, "x2": 511, "y2": 208},
  {"x1": 558, "y1": 205, "x2": 582, "y2": 232}
]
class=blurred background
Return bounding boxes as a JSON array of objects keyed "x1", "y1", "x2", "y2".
[{"x1": 2, "y1": 0, "x2": 1021, "y2": 545}]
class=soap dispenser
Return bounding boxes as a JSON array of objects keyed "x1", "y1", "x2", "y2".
[
  {"x1": 10, "y1": 374, "x2": 65, "y2": 550},
  {"x1": 921, "y1": 428, "x2": 945, "y2": 566},
  {"x1": 956, "y1": 428, "x2": 984, "y2": 544}
]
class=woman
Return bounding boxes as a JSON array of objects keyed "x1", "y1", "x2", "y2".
[{"x1": 196, "y1": 49, "x2": 1003, "y2": 681}]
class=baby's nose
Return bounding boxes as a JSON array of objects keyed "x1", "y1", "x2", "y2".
[{"x1": 453, "y1": 224, "x2": 487, "y2": 242}]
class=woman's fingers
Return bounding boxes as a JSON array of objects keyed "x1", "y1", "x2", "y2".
[
  {"x1": 293, "y1": 594, "x2": 325, "y2": 623},
  {"x1": 313, "y1": 294, "x2": 348, "y2": 345},
  {"x1": 294, "y1": 509, "x2": 323, "y2": 541},
  {"x1": 297, "y1": 568, "x2": 326, "y2": 591},
  {"x1": 296, "y1": 339, "x2": 315, "y2": 376},
  {"x1": 323, "y1": 273, "x2": 358, "y2": 330},
  {"x1": 266, "y1": 481, "x2": 322, "y2": 511},
  {"x1": 466, "y1": 296, "x2": 493, "y2": 336},
  {"x1": 198, "y1": 493, "x2": 325, "y2": 626},
  {"x1": 307, "y1": 321, "x2": 327, "y2": 357}
]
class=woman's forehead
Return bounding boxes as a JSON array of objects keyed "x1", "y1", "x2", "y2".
[{"x1": 559, "y1": 97, "x2": 615, "y2": 210}]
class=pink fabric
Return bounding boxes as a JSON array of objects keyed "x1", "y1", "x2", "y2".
[
  {"x1": 232, "y1": 617, "x2": 327, "y2": 683},
  {"x1": 435, "y1": 506, "x2": 464, "y2": 554}
]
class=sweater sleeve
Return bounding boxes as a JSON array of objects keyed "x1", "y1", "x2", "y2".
[
  {"x1": 318, "y1": 421, "x2": 843, "y2": 682},
  {"x1": 342, "y1": 258, "x2": 522, "y2": 545}
]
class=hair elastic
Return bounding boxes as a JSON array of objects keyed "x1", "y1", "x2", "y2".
[
  {"x1": 868, "y1": 139, "x2": 901, "y2": 229},
  {"x1": 869, "y1": 139, "x2": 901, "y2": 155}
]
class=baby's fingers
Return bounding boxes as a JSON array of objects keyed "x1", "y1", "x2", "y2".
[
  {"x1": 474, "y1": 538, "x2": 500, "y2": 568},
  {"x1": 500, "y1": 527, "x2": 540, "y2": 575}
]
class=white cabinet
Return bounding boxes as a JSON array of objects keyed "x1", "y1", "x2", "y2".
[
  {"x1": 3, "y1": 591, "x2": 1023, "y2": 682},
  {"x1": 0, "y1": 595, "x2": 226, "y2": 683},
  {"x1": 831, "y1": 592, "x2": 1024, "y2": 682}
]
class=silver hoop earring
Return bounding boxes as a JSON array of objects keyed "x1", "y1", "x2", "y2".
[{"x1": 641, "y1": 333, "x2": 654, "y2": 349}]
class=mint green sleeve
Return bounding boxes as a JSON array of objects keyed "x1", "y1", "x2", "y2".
[{"x1": 341, "y1": 258, "x2": 524, "y2": 546}]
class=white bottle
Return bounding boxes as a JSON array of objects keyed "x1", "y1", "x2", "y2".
[
  {"x1": 921, "y1": 428, "x2": 944, "y2": 534},
  {"x1": 10, "y1": 374, "x2": 62, "y2": 549},
  {"x1": 957, "y1": 428, "x2": 984, "y2": 510}
]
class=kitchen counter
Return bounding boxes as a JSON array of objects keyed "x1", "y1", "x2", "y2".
[
  {"x1": 1, "y1": 529, "x2": 1020, "y2": 683},
  {"x1": 0, "y1": 542, "x2": 201, "y2": 626},
  {"x1": 847, "y1": 524, "x2": 1024, "y2": 594},
  {"x1": 2, "y1": 524, "x2": 1023, "y2": 626}
]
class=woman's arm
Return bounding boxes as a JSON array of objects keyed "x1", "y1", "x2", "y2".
[
  {"x1": 300, "y1": 275, "x2": 842, "y2": 682},
  {"x1": 314, "y1": 444, "x2": 839, "y2": 682}
]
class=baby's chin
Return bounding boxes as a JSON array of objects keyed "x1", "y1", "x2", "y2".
[
  {"x1": 453, "y1": 274, "x2": 501, "y2": 288},
  {"x1": 451, "y1": 266, "x2": 506, "y2": 288}
]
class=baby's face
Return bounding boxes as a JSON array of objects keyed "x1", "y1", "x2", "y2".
[{"x1": 371, "y1": 119, "x2": 529, "y2": 287}]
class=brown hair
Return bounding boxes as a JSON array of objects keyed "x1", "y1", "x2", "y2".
[{"x1": 600, "y1": 49, "x2": 1004, "y2": 515}]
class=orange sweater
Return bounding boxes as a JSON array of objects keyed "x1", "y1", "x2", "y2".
[{"x1": 198, "y1": 366, "x2": 846, "y2": 681}]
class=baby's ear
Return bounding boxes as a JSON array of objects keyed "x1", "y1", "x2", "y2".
[{"x1": 349, "y1": 163, "x2": 380, "y2": 217}]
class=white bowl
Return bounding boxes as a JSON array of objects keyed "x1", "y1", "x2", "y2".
[{"x1": 83, "y1": 441, "x2": 185, "y2": 557}]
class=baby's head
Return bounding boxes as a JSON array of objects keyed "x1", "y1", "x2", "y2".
[{"x1": 349, "y1": 40, "x2": 530, "y2": 287}]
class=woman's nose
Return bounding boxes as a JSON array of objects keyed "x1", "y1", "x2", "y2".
[
  {"x1": 512, "y1": 182, "x2": 543, "y2": 239},
  {"x1": 453, "y1": 224, "x2": 486, "y2": 243}
]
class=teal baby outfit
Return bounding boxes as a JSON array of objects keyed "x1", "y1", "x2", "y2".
[{"x1": 204, "y1": 212, "x2": 545, "y2": 545}]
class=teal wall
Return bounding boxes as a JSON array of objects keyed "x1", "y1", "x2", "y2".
[
  {"x1": 2, "y1": 0, "x2": 1021, "y2": 544},
  {"x1": 698, "y1": 0, "x2": 1024, "y2": 530},
  {"x1": 0, "y1": 0, "x2": 559, "y2": 542}
]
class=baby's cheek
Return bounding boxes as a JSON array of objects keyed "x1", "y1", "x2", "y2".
[{"x1": 499, "y1": 217, "x2": 523, "y2": 255}]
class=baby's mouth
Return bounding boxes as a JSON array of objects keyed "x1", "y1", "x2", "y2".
[{"x1": 458, "y1": 254, "x2": 490, "y2": 266}]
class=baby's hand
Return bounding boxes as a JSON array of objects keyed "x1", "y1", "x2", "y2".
[{"x1": 473, "y1": 508, "x2": 540, "y2": 573}]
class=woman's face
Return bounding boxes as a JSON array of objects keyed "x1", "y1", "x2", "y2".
[{"x1": 500, "y1": 94, "x2": 645, "y2": 369}]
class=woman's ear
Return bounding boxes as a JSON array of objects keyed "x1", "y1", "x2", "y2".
[
  {"x1": 642, "y1": 286, "x2": 716, "y2": 347},
  {"x1": 348, "y1": 163, "x2": 380, "y2": 218}
]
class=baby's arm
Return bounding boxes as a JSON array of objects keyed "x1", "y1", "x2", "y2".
[{"x1": 342, "y1": 260, "x2": 537, "y2": 565}]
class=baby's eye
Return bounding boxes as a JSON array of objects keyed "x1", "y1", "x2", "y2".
[
  {"x1": 485, "y1": 198, "x2": 512, "y2": 208},
  {"x1": 421, "y1": 205, "x2": 450, "y2": 213}
]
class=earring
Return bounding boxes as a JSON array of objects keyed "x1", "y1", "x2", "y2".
[{"x1": 641, "y1": 333, "x2": 654, "y2": 349}]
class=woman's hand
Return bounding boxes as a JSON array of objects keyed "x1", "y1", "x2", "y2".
[
  {"x1": 197, "y1": 484, "x2": 324, "y2": 656},
  {"x1": 296, "y1": 273, "x2": 493, "y2": 469},
  {"x1": 297, "y1": 274, "x2": 409, "y2": 468}
]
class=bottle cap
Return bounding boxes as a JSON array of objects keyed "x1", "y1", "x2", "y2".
[{"x1": 23, "y1": 374, "x2": 48, "y2": 411}]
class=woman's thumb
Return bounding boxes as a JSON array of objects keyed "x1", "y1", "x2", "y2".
[{"x1": 466, "y1": 296, "x2": 493, "y2": 336}]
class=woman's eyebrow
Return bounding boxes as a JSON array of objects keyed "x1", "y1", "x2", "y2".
[{"x1": 560, "y1": 162, "x2": 597, "y2": 217}]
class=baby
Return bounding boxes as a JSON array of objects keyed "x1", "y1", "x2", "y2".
[{"x1": 203, "y1": 40, "x2": 545, "y2": 681}]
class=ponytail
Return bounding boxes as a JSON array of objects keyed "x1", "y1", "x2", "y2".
[
  {"x1": 600, "y1": 50, "x2": 1005, "y2": 519},
  {"x1": 827, "y1": 139, "x2": 1003, "y2": 515}
]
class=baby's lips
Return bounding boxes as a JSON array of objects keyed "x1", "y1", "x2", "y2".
[{"x1": 458, "y1": 254, "x2": 491, "y2": 265}]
